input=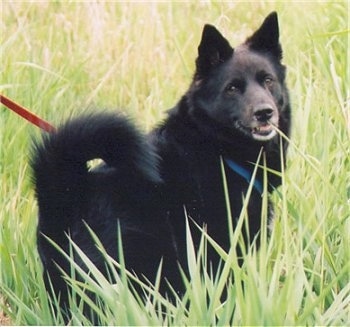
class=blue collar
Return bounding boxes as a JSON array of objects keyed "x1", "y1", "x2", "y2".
[{"x1": 224, "y1": 158, "x2": 263, "y2": 194}]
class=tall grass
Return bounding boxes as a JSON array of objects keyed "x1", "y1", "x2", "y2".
[{"x1": 1, "y1": 1, "x2": 349, "y2": 325}]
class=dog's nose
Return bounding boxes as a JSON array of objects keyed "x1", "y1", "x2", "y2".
[{"x1": 254, "y1": 108, "x2": 274, "y2": 122}]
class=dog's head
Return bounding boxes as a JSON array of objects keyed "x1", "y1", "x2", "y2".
[{"x1": 190, "y1": 12, "x2": 290, "y2": 143}]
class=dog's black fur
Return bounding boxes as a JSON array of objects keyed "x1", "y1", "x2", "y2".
[{"x1": 32, "y1": 12, "x2": 291, "y2": 311}]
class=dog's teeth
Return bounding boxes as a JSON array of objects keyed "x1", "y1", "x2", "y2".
[{"x1": 254, "y1": 125, "x2": 271, "y2": 133}]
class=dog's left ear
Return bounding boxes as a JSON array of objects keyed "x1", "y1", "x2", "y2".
[
  {"x1": 246, "y1": 12, "x2": 282, "y2": 60},
  {"x1": 195, "y1": 24, "x2": 234, "y2": 79}
]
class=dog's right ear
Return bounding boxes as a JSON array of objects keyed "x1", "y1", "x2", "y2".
[{"x1": 195, "y1": 25, "x2": 233, "y2": 79}]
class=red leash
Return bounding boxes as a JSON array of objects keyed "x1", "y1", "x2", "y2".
[{"x1": 0, "y1": 94, "x2": 56, "y2": 133}]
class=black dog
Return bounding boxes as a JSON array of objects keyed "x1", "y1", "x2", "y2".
[{"x1": 32, "y1": 12, "x2": 291, "y2": 310}]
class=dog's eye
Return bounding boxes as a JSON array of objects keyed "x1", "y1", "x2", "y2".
[
  {"x1": 226, "y1": 84, "x2": 237, "y2": 93},
  {"x1": 225, "y1": 81, "x2": 242, "y2": 95},
  {"x1": 263, "y1": 76, "x2": 274, "y2": 87}
]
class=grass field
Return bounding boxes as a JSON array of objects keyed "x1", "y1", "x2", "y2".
[{"x1": 1, "y1": 1, "x2": 349, "y2": 325}]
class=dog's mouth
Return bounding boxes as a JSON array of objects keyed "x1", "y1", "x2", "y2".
[
  {"x1": 236, "y1": 121, "x2": 277, "y2": 141},
  {"x1": 252, "y1": 123, "x2": 276, "y2": 141}
]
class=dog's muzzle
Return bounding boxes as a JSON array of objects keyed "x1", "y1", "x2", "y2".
[
  {"x1": 251, "y1": 106, "x2": 278, "y2": 141},
  {"x1": 235, "y1": 105, "x2": 278, "y2": 141}
]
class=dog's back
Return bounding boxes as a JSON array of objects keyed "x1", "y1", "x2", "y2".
[{"x1": 32, "y1": 113, "x2": 177, "y2": 303}]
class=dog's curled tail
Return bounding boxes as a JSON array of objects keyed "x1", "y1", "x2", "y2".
[{"x1": 31, "y1": 112, "x2": 161, "y2": 230}]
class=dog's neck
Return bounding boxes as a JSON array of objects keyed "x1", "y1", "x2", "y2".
[{"x1": 224, "y1": 157, "x2": 263, "y2": 194}]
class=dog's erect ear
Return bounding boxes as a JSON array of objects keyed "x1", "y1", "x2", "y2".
[
  {"x1": 246, "y1": 12, "x2": 282, "y2": 60},
  {"x1": 195, "y1": 25, "x2": 234, "y2": 79}
]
